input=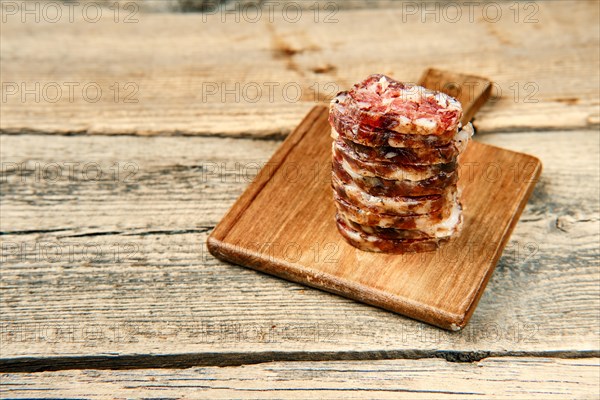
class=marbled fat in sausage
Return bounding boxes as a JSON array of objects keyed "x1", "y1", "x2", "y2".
[{"x1": 329, "y1": 74, "x2": 470, "y2": 253}]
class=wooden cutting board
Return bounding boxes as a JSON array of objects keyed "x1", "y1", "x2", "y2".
[{"x1": 208, "y1": 71, "x2": 541, "y2": 330}]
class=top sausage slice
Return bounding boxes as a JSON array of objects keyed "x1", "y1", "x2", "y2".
[{"x1": 330, "y1": 74, "x2": 463, "y2": 140}]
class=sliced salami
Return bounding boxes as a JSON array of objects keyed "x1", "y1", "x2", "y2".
[
  {"x1": 333, "y1": 74, "x2": 462, "y2": 136},
  {"x1": 331, "y1": 124, "x2": 471, "y2": 165},
  {"x1": 334, "y1": 141, "x2": 457, "y2": 181},
  {"x1": 334, "y1": 194, "x2": 463, "y2": 236},
  {"x1": 329, "y1": 93, "x2": 458, "y2": 148},
  {"x1": 332, "y1": 173, "x2": 457, "y2": 216},
  {"x1": 328, "y1": 74, "x2": 469, "y2": 253},
  {"x1": 335, "y1": 213, "x2": 447, "y2": 253},
  {"x1": 333, "y1": 193, "x2": 455, "y2": 230},
  {"x1": 332, "y1": 155, "x2": 458, "y2": 197}
]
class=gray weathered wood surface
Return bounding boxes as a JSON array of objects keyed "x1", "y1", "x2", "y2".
[
  {"x1": 1, "y1": 1, "x2": 598, "y2": 136},
  {"x1": 0, "y1": 0, "x2": 598, "y2": 397},
  {"x1": 2, "y1": 358, "x2": 599, "y2": 399},
  {"x1": 1, "y1": 130, "x2": 598, "y2": 360}
]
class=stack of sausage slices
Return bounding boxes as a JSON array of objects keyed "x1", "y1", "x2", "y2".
[{"x1": 329, "y1": 74, "x2": 473, "y2": 253}]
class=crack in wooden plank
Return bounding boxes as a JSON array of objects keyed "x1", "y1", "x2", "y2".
[
  {"x1": 2, "y1": 118, "x2": 600, "y2": 139},
  {"x1": 59, "y1": 228, "x2": 213, "y2": 238},
  {"x1": 0, "y1": 128, "x2": 290, "y2": 141},
  {"x1": 0, "y1": 229, "x2": 71, "y2": 236},
  {"x1": 1, "y1": 350, "x2": 599, "y2": 373},
  {"x1": 0, "y1": 228, "x2": 214, "y2": 238}
]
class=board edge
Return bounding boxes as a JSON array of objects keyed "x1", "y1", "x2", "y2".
[
  {"x1": 208, "y1": 105, "x2": 328, "y2": 245},
  {"x1": 457, "y1": 151, "x2": 543, "y2": 329}
]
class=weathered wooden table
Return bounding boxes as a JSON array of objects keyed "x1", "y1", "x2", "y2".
[{"x1": 1, "y1": 1, "x2": 599, "y2": 398}]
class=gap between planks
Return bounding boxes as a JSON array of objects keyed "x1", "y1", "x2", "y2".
[
  {"x1": 0, "y1": 128, "x2": 292, "y2": 141},
  {"x1": 2, "y1": 121, "x2": 598, "y2": 140},
  {"x1": 1, "y1": 349, "x2": 599, "y2": 373}
]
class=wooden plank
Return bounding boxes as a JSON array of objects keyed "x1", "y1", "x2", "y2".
[
  {"x1": 1, "y1": 358, "x2": 598, "y2": 399},
  {"x1": 208, "y1": 106, "x2": 542, "y2": 330},
  {"x1": 0, "y1": 2, "x2": 598, "y2": 137},
  {"x1": 0, "y1": 130, "x2": 598, "y2": 364}
]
